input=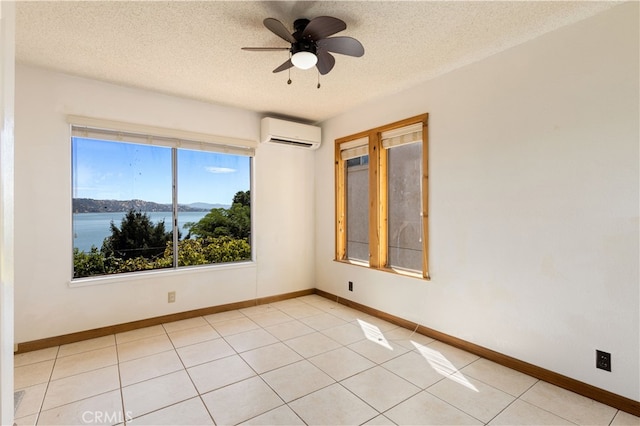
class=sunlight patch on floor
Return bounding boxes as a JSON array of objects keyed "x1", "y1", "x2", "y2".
[
  {"x1": 357, "y1": 319, "x2": 393, "y2": 350},
  {"x1": 412, "y1": 340, "x2": 479, "y2": 392}
]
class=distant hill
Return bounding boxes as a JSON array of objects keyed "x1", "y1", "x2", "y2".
[
  {"x1": 188, "y1": 202, "x2": 229, "y2": 210},
  {"x1": 72, "y1": 198, "x2": 228, "y2": 213}
]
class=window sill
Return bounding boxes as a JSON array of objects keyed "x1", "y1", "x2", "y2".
[
  {"x1": 69, "y1": 260, "x2": 256, "y2": 288},
  {"x1": 333, "y1": 259, "x2": 430, "y2": 281}
]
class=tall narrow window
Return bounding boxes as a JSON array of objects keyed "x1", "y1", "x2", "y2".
[
  {"x1": 346, "y1": 154, "x2": 369, "y2": 263},
  {"x1": 383, "y1": 124, "x2": 424, "y2": 272},
  {"x1": 335, "y1": 114, "x2": 429, "y2": 278},
  {"x1": 337, "y1": 136, "x2": 370, "y2": 264},
  {"x1": 71, "y1": 120, "x2": 254, "y2": 279}
]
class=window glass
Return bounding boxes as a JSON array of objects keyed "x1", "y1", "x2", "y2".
[
  {"x1": 72, "y1": 138, "x2": 173, "y2": 277},
  {"x1": 346, "y1": 155, "x2": 369, "y2": 263},
  {"x1": 72, "y1": 137, "x2": 252, "y2": 279},
  {"x1": 387, "y1": 142, "x2": 423, "y2": 272},
  {"x1": 177, "y1": 149, "x2": 251, "y2": 267}
]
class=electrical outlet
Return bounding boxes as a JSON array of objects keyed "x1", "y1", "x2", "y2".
[
  {"x1": 596, "y1": 350, "x2": 611, "y2": 372},
  {"x1": 168, "y1": 291, "x2": 176, "y2": 303},
  {"x1": 348, "y1": 281, "x2": 353, "y2": 291}
]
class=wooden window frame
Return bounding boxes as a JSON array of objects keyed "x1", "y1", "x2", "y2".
[{"x1": 335, "y1": 113, "x2": 430, "y2": 279}]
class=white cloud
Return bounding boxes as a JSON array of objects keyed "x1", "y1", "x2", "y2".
[{"x1": 205, "y1": 166, "x2": 236, "y2": 174}]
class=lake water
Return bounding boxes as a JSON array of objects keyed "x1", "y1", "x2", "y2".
[{"x1": 73, "y1": 211, "x2": 209, "y2": 252}]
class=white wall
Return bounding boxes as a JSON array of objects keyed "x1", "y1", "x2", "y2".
[
  {"x1": 14, "y1": 65, "x2": 315, "y2": 343},
  {"x1": 0, "y1": 2, "x2": 15, "y2": 424},
  {"x1": 315, "y1": 3, "x2": 639, "y2": 401}
]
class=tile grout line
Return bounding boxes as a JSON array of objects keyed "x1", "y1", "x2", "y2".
[
  {"x1": 515, "y1": 381, "x2": 584, "y2": 425},
  {"x1": 422, "y1": 387, "x2": 487, "y2": 424},
  {"x1": 121, "y1": 325, "x2": 177, "y2": 423},
  {"x1": 350, "y1": 321, "x2": 491, "y2": 425},
  {"x1": 130, "y1": 316, "x2": 215, "y2": 425},
  {"x1": 27, "y1": 304, "x2": 355, "y2": 424},
  {"x1": 238, "y1": 299, "x2": 367, "y2": 424},
  {"x1": 246, "y1": 301, "x2": 334, "y2": 423},
  {"x1": 483, "y1": 397, "x2": 523, "y2": 425},
  {"x1": 187, "y1": 314, "x2": 236, "y2": 426},
  {"x1": 21, "y1": 345, "x2": 128, "y2": 423},
  {"x1": 352, "y1": 335, "x2": 467, "y2": 424},
  {"x1": 18, "y1": 296, "x2": 627, "y2": 425},
  {"x1": 33, "y1": 345, "x2": 61, "y2": 424},
  {"x1": 127, "y1": 301, "x2": 329, "y2": 424},
  {"x1": 210, "y1": 300, "x2": 320, "y2": 424},
  {"x1": 290, "y1": 299, "x2": 397, "y2": 422},
  {"x1": 24, "y1": 301, "x2": 418, "y2": 422},
  {"x1": 215, "y1": 304, "x2": 285, "y2": 423},
  {"x1": 200, "y1": 307, "x2": 309, "y2": 424},
  {"x1": 12, "y1": 346, "x2": 58, "y2": 424},
  {"x1": 114, "y1": 332, "x2": 129, "y2": 426}
]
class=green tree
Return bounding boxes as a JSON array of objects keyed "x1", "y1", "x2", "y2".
[
  {"x1": 233, "y1": 190, "x2": 250, "y2": 207},
  {"x1": 185, "y1": 190, "x2": 251, "y2": 240},
  {"x1": 161, "y1": 236, "x2": 251, "y2": 267},
  {"x1": 175, "y1": 238, "x2": 207, "y2": 266},
  {"x1": 101, "y1": 209, "x2": 173, "y2": 260},
  {"x1": 73, "y1": 246, "x2": 107, "y2": 278},
  {"x1": 202, "y1": 236, "x2": 251, "y2": 263}
]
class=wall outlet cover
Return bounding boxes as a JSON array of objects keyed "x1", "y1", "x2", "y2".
[{"x1": 596, "y1": 350, "x2": 611, "y2": 372}]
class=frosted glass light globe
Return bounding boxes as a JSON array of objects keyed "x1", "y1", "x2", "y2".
[{"x1": 291, "y1": 51, "x2": 317, "y2": 70}]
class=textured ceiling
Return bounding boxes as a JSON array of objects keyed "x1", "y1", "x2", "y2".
[{"x1": 16, "y1": 1, "x2": 617, "y2": 123}]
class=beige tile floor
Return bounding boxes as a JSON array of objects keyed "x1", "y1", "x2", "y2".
[{"x1": 13, "y1": 294, "x2": 640, "y2": 425}]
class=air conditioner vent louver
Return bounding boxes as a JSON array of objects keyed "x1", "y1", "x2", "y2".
[
  {"x1": 269, "y1": 138, "x2": 315, "y2": 148},
  {"x1": 260, "y1": 117, "x2": 321, "y2": 150}
]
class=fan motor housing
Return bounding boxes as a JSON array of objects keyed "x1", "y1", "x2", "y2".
[
  {"x1": 293, "y1": 18, "x2": 310, "y2": 34},
  {"x1": 291, "y1": 41, "x2": 316, "y2": 56},
  {"x1": 291, "y1": 19, "x2": 316, "y2": 55}
]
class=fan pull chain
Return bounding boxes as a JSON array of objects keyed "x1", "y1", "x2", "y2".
[
  {"x1": 317, "y1": 70, "x2": 321, "y2": 89},
  {"x1": 287, "y1": 53, "x2": 292, "y2": 85}
]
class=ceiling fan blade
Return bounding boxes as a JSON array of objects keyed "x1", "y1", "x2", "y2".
[
  {"x1": 302, "y1": 16, "x2": 346, "y2": 41},
  {"x1": 273, "y1": 59, "x2": 294, "y2": 73},
  {"x1": 316, "y1": 49, "x2": 336, "y2": 75},
  {"x1": 264, "y1": 18, "x2": 296, "y2": 43},
  {"x1": 317, "y1": 37, "x2": 364, "y2": 57},
  {"x1": 242, "y1": 47, "x2": 290, "y2": 52}
]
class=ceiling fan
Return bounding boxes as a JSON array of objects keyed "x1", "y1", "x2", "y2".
[{"x1": 242, "y1": 16, "x2": 365, "y2": 76}]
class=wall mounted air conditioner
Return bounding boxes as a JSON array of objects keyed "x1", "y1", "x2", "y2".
[{"x1": 260, "y1": 117, "x2": 321, "y2": 150}]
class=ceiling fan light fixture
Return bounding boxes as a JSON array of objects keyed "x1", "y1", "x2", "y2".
[
  {"x1": 244, "y1": 16, "x2": 363, "y2": 77},
  {"x1": 291, "y1": 51, "x2": 317, "y2": 70}
]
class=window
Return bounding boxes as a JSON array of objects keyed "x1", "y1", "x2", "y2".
[
  {"x1": 346, "y1": 154, "x2": 369, "y2": 263},
  {"x1": 70, "y1": 117, "x2": 255, "y2": 279},
  {"x1": 335, "y1": 114, "x2": 429, "y2": 278}
]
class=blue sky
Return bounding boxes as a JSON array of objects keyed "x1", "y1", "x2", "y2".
[{"x1": 72, "y1": 138, "x2": 251, "y2": 205}]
